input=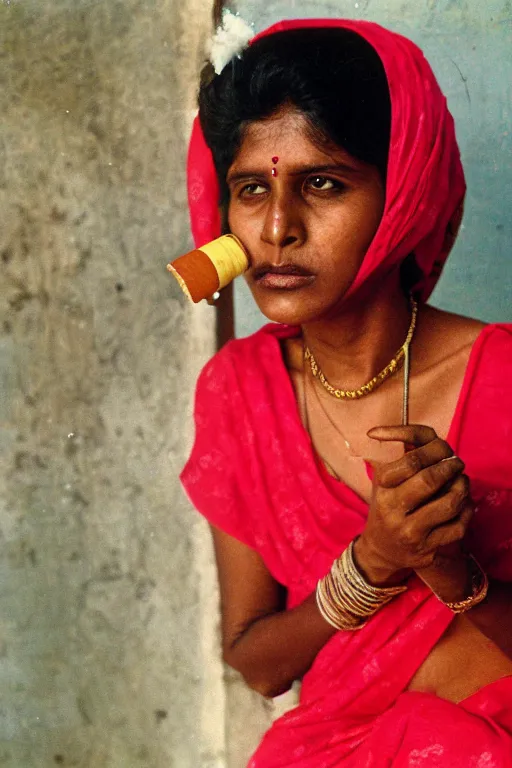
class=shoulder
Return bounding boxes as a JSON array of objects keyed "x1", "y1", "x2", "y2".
[
  {"x1": 427, "y1": 308, "x2": 512, "y2": 371},
  {"x1": 414, "y1": 306, "x2": 512, "y2": 378},
  {"x1": 418, "y1": 306, "x2": 486, "y2": 362},
  {"x1": 419, "y1": 305, "x2": 512, "y2": 350}
]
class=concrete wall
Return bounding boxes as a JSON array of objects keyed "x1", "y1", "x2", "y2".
[
  {"x1": 0, "y1": 2, "x2": 226, "y2": 766},
  {"x1": 233, "y1": 0, "x2": 512, "y2": 337}
]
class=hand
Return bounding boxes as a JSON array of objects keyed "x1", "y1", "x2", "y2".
[{"x1": 353, "y1": 425, "x2": 473, "y2": 587}]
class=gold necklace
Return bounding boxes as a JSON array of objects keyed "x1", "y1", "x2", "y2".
[
  {"x1": 303, "y1": 296, "x2": 418, "y2": 400},
  {"x1": 303, "y1": 330, "x2": 412, "y2": 476}
]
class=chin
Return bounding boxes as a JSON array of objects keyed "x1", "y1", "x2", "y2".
[
  {"x1": 251, "y1": 288, "x2": 336, "y2": 326},
  {"x1": 249, "y1": 283, "x2": 350, "y2": 325}
]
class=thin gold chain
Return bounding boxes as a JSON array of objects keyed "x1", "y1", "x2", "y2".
[
  {"x1": 302, "y1": 299, "x2": 415, "y2": 477},
  {"x1": 304, "y1": 296, "x2": 418, "y2": 400},
  {"x1": 304, "y1": 341, "x2": 412, "y2": 470},
  {"x1": 306, "y1": 370, "x2": 358, "y2": 457}
]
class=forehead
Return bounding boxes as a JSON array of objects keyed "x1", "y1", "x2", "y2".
[{"x1": 232, "y1": 106, "x2": 357, "y2": 169}]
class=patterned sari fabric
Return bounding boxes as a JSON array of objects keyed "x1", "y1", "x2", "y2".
[
  {"x1": 181, "y1": 323, "x2": 512, "y2": 767},
  {"x1": 182, "y1": 17, "x2": 512, "y2": 768}
]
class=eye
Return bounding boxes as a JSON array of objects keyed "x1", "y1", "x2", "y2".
[
  {"x1": 306, "y1": 175, "x2": 345, "y2": 192},
  {"x1": 239, "y1": 183, "x2": 267, "y2": 198}
]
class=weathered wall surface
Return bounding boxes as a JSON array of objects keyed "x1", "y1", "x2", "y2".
[
  {"x1": 234, "y1": 0, "x2": 512, "y2": 337},
  {"x1": 0, "y1": 2, "x2": 224, "y2": 766}
]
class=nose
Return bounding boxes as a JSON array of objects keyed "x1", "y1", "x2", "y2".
[{"x1": 260, "y1": 193, "x2": 305, "y2": 252}]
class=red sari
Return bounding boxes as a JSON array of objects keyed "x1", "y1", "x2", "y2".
[
  {"x1": 181, "y1": 322, "x2": 512, "y2": 766},
  {"x1": 182, "y1": 16, "x2": 512, "y2": 767}
]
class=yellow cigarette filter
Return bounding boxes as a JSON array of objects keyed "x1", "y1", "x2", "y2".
[{"x1": 167, "y1": 235, "x2": 249, "y2": 303}]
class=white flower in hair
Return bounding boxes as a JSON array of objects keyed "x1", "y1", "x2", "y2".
[{"x1": 209, "y1": 9, "x2": 253, "y2": 75}]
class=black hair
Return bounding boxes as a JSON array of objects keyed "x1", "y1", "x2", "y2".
[{"x1": 198, "y1": 27, "x2": 392, "y2": 207}]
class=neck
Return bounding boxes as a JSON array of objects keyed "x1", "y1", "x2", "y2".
[{"x1": 301, "y1": 273, "x2": 412, "y2": 389}]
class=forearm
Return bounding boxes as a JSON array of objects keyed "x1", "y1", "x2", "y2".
[
  {"x1": 224, "y1": 592, "x2": 336, "y2": 698},
  {"x1": 226, "y1": 537, "x2": 412, "y2": 698}
]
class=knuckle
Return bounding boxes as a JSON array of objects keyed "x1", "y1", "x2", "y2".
[
  {"x1": 419, "y1": 425, "x2": 437, "y2": 442},
  {"x1": 447, "y1": 458, "x2": 464, "y2": 475},
  {"x1": 451, "y1": 481, "x2": 468, "y2": 506},
  {"x1": 454, "y1": 458, "x2": 466, "y2": 474},
  {"x1": 459, "y1": 505, "x2": 473, "y2": 529},
  {"x1": 436, "y1": 439, "x2": 453, "y2": 457},
  {"x1": 405, "y1": 452, "x2": 423, "y2": 474},
  {"x1": 410, "y1": 424, "x2": 436, "y2": 440},
  {"x1": 450, "y1": 522, "x2": 466, "y2": 541},
  {"x1": 452, "y1": 475, "x2": 466, "y2": 493},
  {"x1": 447, "y1": 493, "x2": 462, "y2": 516},
  {"x1": 380, "y1": 508, "x2": 400, "y2": 533},
  {"x1": 418, "y1": 467, "x2": 439, "y2": 493},
  {"x1": 394, "y1": 494, "x2": 411, "y2": 516},
  {"x1": 417, "y1": 553, "x2": 436, "y2": 569},
  {"x1": 450, "y1": 477, "x2": 470, "y2": 508},
  {"x1": 401, "y1": 521, "x2": 418, "y2": 546},
  {"x1": 391, "y1": 511, "x2": 405, "y2": 533},
  {"x1": 438, "y1": 458, "x2": 465, "y2": 484}
]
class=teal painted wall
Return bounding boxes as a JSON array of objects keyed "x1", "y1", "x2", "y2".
[{"x1": 233, "y1": 1, "x2": 512, "y2": 336}]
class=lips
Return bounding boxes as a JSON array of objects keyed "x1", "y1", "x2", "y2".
[
  {"x1": 253, "y1": 264, "x2": 314, "y2": 279},
  {"x1": 253, "y1": 264, "x2": 315, "y2": 291},
  {"x1": 252, "y1": 263, "x2": 315, "y2": 290}
]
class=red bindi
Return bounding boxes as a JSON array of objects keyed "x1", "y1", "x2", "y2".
[{"x1": 272, "y1": 156, "x2": 279, "y2": 164}]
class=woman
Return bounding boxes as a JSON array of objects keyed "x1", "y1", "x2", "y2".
[{"x1": 181, "y1": 18, "x2": 512, "y2": 766}]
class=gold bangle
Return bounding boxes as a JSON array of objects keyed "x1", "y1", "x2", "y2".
[
  {"x1": 322, "y1": 570, "x2": 362, "y2": 626},
  {"x1": 443, "y1": 554, "x2": 489, "y2": 614},
  {"x1": 345, "y1": 540, "x2": 408, "y2": 599},
  {"x1": 316, "y1": 580, "x2": 362, "y2": 630},
  {"x1": 315, "y1": 539, "x2": 409, "y2": 631}
]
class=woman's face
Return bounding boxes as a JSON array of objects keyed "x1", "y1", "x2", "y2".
[{"x1": 227, "y1": 106, "x2": 386, "y2": 325}]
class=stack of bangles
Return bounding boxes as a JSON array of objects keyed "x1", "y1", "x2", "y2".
[
  {"x1": 316, "y1": 539, "x2": 408, "y2": 631},
  {"x1": 316, "y1": 540, "x2": 490, "y2": 631}
]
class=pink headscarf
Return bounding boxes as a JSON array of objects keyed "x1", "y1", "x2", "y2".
[{"x1": 187, "y1": 19, "x2": 466, "y2": 302}]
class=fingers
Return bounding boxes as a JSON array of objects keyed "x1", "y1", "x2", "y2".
[
  {"x1": 364, "y1": 423, "x2": 473, "y2": 574},
  {"x1": 368, "y1": 424, "x2": 438, "y2": 448},
  {"x1": 384, "y1": 478, "x2": 473, "y2": 568},
  {"x1": 375, "y1": 438, "x2": 456, "y2": 488},
  {"x1": 399, "y1": 476, "x2": 472, "y2": 556},
  {"x1": 396, "y1": 456, "x2": 466, "y2": 512},
  {"x1": 425, "y1": 499, "x2": 474, "y2": 550},
  {"x1": 409, "y1": 475, "x2": 470, "y2": 531}
]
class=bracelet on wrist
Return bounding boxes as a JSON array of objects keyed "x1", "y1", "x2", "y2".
[
  {"x1": 316, "y1": 539, "x2": 408, "y2": 631},
  {"x1": 432, "y1": 552, "x2": 489, "y2": 614}
]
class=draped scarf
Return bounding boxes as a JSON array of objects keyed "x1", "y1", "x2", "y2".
[{"x1": 186, "y1": 18, "x2": 466, "y2": 302}]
